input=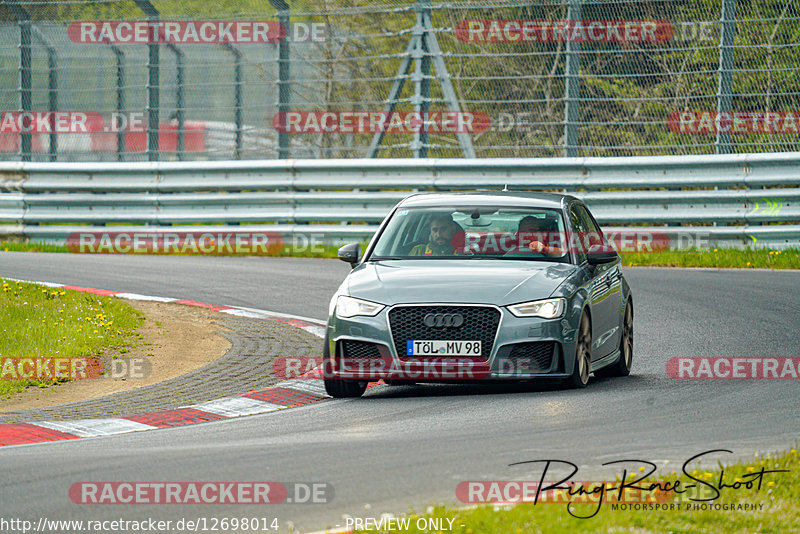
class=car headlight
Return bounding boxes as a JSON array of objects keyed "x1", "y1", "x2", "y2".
[
  {"x1": 336, "y1": 295, "x2": 385, "y2": 318},
  {"x1": 508, "y1": 298, "x2": 566, "y2": 319}
]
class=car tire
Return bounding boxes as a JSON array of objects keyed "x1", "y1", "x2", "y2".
[
  {"x1": 324, "y1": 378, "x2": 368, "y2": 398},
  {"x1": 595, "y1": 299, "x2": 633, "y2": 378},
  {"x1": 321, "y1": 334, "x2": 368, "y2": 398},
  {"x1": 565, "y1": 312, "x2": 591, "y2": 388}
]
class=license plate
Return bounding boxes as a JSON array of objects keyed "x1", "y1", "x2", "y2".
[{"x1": 406, "y1": 340, "x2": 481, "y2": 356}]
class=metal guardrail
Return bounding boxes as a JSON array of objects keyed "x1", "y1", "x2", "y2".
[{"x1": 0, "y1": 152, "x2": 799, "y2": 249}]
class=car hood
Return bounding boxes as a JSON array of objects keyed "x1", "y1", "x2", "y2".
[{"x1": 345, "y1": 259, "x2": 577, "y2": 306}]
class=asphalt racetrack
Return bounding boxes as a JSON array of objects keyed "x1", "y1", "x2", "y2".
[{"x1": 0, "y1": 252, "x2": 799, "y2": 532}]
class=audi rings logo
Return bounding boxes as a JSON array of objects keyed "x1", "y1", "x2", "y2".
[{"x1": 423, "y1": 313, "x2": 464, "y2": 328}]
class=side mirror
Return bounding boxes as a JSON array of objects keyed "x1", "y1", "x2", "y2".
[
  {"x1": 587, "y1": 249, "x2": 619, "y2": 265},
  {"x1": 337, "y1": 243, "x2": 362, "y2": 265}
]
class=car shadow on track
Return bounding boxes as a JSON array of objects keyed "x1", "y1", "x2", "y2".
[{"x1": 362, "y1": 373, "x2": 648, "y2": 399}]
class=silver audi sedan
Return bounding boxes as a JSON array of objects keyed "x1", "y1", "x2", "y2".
[{"x1": 322, "y1": 192, "x2": 633, "y2": 398}]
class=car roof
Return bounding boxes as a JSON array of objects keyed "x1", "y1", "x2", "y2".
[{"x1": 397, "y1": 191, "x2": 577, "y2": 210}]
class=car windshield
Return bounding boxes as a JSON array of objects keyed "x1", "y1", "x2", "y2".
[{"x1": 369, "y1": 206, "x2": 570, "y2": 262}]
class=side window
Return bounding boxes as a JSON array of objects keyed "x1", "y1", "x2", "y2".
[
  {"x1": 576, "y1": 204, "x2": 605, "y2": 253},
  {"x1": 569, "y1": 206, "x2": 588, "y2": 264}
]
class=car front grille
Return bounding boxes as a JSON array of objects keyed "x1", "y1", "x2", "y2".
[
  {"x1": 340, "y1": 339, "x2": 383, "y2": 360},
  {"x1": 502, "y1": 341, "x2": 556, "y2": 373},
  {"x1": 388, "y1": 305, "x2": 501, "y2": 360}
]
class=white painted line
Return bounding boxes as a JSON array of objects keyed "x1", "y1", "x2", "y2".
[
  {"x1": 301, "y1": 325, "x2": 326, "y2": 338},
  {"x1": 4, "y1": 277, "x2": 63, "y2": 288},
  {"x1": 115, "y1": 292, "x2": 178, "y2": 303},
  {"x1": 32, "y1": 418, "x2": 155, "y2": 437},
  {"x1": 275, "y1": 379, "x2": 328, "y2": 397},
  {"x1": 187, "y1": 397, "x2": 284, "y2": 417},
  {"x1": 220, "y1": 305, "x2": 327, "y2": 326},
  {"x1": 31, "y1": 281, "x2": 66, "y2": 288}
]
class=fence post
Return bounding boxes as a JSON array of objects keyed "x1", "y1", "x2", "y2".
[
  {"x1": 2, "y1": 0, "x2": 33, "y2": 161},
  {"x1": 46, "y1": 47, "x2": 57, "y2": 161},
  {"x1": 109, "y1": 45, "x2": 126, "y2": 161},
  {"x1": 134, "y1": 0, "x2": 161, "y2": 161},
  {"x1": 29, "y1": 26, "x2": 59, "y2": 162},
  {"x1": 563, "y1": 0, "x2": 581, "y2": 158},
  {"x1": 715, "y1": 0, "x2": 736, "y2": 155},
  {"x1": 412, "y1": 0, "x2": 431, "y2": 158},
  {"x1": 270, "y1": 0, "x2": 290, "y2": 159},
  {"x1": 222, "y1": 43, "x2": 243, "y2": 159},
  {"x1": 166, "y1": 44, "x2": 185, "y2": 160}
]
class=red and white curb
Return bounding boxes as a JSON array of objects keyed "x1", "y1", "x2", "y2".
[{"x1": 0, "y1": 278, "x2": 363, "y2": 448}]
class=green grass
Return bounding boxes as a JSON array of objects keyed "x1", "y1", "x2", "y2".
[
  {"x1": 619, "y1": 247, "x2": 800, "y2": 269},
  {"x1": 0, "y1": 241, "x2": 71, "y2": 253},
  {"x1": 0, "y1": 279, "x2": 143, "y2": 396},
  {"x1": 352, "y1": 449, "x2": 799, "y2": 534},
  {"x1": 2, "y1": 240, "x2": 799, "y2": 269}
]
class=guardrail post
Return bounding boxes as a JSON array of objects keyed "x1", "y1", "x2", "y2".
[
  {"x1": 134, "y1": 0, "x2": 161, "y2": 161},
  {"x1": 563, "y1": 0, "x2": 581, "y2": 158},
  {"x1": 715, "y1": 0, "x2": 736, "y2": 155},
  {"x1": 270, "y1": 0, "x2": 291, "y2": 159}
]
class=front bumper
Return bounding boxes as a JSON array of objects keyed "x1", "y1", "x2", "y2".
[{"x1": 325, "y1": 304, "x2": 580, "y2": 381}]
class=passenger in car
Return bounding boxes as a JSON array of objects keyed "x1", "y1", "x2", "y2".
[{"x1": 516, "y1": 215, "x2": 564, "y2": 256}]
